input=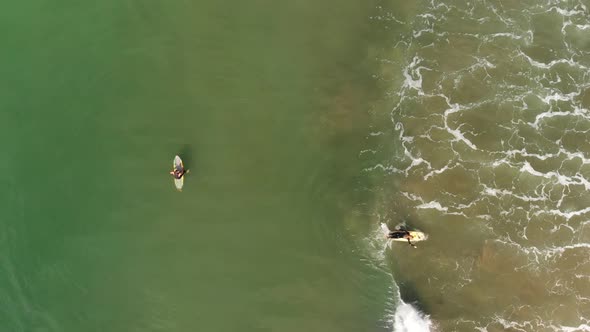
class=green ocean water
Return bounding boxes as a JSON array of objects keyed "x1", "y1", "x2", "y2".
[
  {"x1": 1, "y1": 1, "x2": 396, "y2": 331},
  {"x1": 4, "y1": 0, "x2": 590, "y2": 331}
]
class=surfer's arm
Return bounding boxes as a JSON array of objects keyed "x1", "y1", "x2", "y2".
[{"x1": 407, "y1": 238, "x2": 417, "y2": 248}]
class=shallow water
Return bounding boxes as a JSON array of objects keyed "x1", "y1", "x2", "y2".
[{"x1": 365, "y1": 0, "x2": 590, "y2": 330}]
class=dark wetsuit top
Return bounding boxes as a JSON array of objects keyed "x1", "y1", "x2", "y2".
[{"x1": 388, "y1": 230, "x2": 410, "y2": 239}]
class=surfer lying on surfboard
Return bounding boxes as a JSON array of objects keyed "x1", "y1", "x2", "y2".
[
  {"x1": 380, "y1": 223, "x2": 426, "y2": 248},
  {"x1": 386, "y1": 228, "x2": 417, "y2": 248}
]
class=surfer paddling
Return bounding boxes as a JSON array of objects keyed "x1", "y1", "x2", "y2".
[
  {"x1": 386, "y1": 229, "x2": 417, "y2": 248},
  {"x1": 170, "y1": 155, "x2": 189, "y2": 191}
]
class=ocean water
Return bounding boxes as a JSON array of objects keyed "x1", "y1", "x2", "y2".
[
  {"x1": 1, "y1": 1, "x2": 393, "y2": 331},
  {"x1": 365, "y1": 0, "x2": 590, "y2": 330},
  {"x1": 1, "y1": 0, "x2": 589, "y2": 331}
]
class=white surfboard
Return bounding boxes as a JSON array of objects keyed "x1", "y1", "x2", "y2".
[
  {"x1": 380, "y1": 223, "x2": 427, "y2": 242},
  {"x1": 173, "y1": 155, "x2": 184, "y2": 191}
]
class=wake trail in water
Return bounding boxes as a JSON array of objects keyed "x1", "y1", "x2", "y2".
[{"x1": 360, "y1": 225, "x2": 433, "y2": 332}]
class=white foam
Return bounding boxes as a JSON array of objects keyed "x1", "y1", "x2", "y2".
[
  {"x1": 522, "y1": 161, "x2": 590, "y2": 190},
  {"x1": 573, "y1": 24, "x2": 590, "y2": 30},
  {"x1": 541, "y1": 91, "x2": 578, "y2": 104},
  {"x1": 392, "y1": 302, "x2": 433, "y2": 332},
  {"x1": 424, "y1": 164, "x2": 451, "y2": 180},
  {"x1": 495, "y1": 237, "x2": 590, "y2": 261},
  {"x1": 380, "y1": 222, "x2": 391, "y2": 235},
  {"x1": 441, "y1": 98, "x2": 479, "y2": 150},
  {"x1": 370, "y1": 12, "x2": 406, "y2": 25},
  {"x1": 481, "y1": 184, "x2": 547, "y2": 202},
  {"x1": 416, "y1": 201, "x2": 448, "y2": 212},
  {"x1": 530, "y1": 101, "x2": 589, "y2": 129},
  {"x1": 502, "y1": 148, "x2": 590, "y2": 164},
  {"x1": 363, "y1": 163, "x2": 404, "y2": 174},
  {"x1": 560, "y1": 324, "x2": 590, "y2": 332},
  {"x1": 517, "y1": 47, "x2": 588, "y2": 71},
  {"x1": 359, "y1": 149, "x2": 377, "y2": 155},
  {"x1": 402, "y1": 56, "x2": 432, "y2": 95},
  {"x1": 485, "y1": 32, "x2": 524, "y2": 40},
  {"x1": 360, "y1": 223, "x2": 433, "y2": 331},
  {"x1": 490, "y1": 317, "x2": 590, "y2": 332},
  {"x1": 375, "y1": 0, "x2": 590, "y2": 329},
  {"x1": 535, "y1": 206, "x2": 590, "y2": 221},
  {"x1": 550, "y1": 7, "x2": 585, "y2": 17}
]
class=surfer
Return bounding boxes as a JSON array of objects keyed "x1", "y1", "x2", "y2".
[
  {"x1": 170, "y1": 168, "x2": 186, "y2": 180},
  {"x1": 387, "y1": 229, "x2": 417, "y2": 248}
]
